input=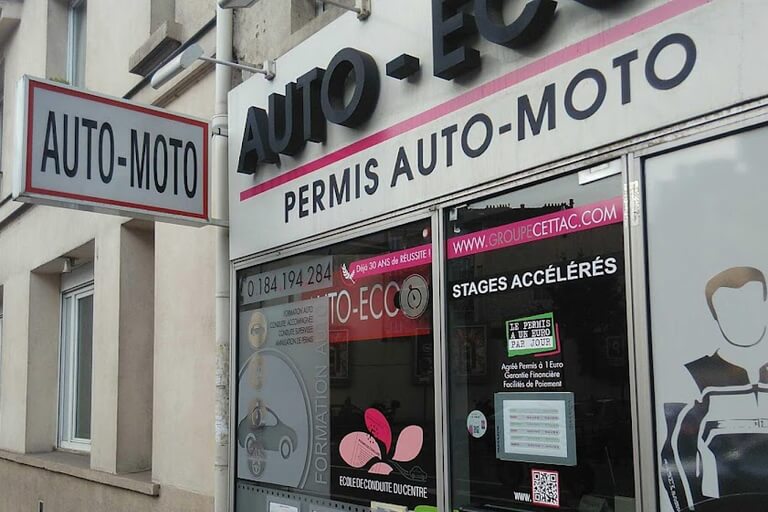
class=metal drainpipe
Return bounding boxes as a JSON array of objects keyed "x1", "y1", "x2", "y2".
[{"x1": 213, "y1": 4, "x2": 233, "y2": 512}]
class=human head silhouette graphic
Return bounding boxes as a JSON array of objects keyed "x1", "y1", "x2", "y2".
[{"x1": 705, "y1": 266, "x2": 767, "y2": 348}]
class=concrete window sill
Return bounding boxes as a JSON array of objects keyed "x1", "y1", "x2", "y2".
[
  {"x1": 129, "y1": 20, "x2": 183, "y2": 77},
  {"x1": 0, "y1": 449, "x2": 160, "y2": 496}
]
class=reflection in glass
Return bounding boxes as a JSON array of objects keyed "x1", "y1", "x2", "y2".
[{"x1": 75, "y1": 294, "x2": 93, "y2": 440}]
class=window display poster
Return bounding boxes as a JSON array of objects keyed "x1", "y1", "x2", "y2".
[
  {"x1": 307, "y1": 260, "x2": 432, "y2": 343},
  {"x1": 325, "y1": 252, "x2": 436, "y2": 508},
  {"x1": 333, "y1": 399, "x2": 435, "y2": 508},
  {"x1": 236, "y1": 297, "x2": 331, "y2": 494},
  {"x1": 236, "y1": 220, "x2": 437, "y2": 511},
  {"x1": 646, "y1": 127, "x2": 768, "y2": 512}
]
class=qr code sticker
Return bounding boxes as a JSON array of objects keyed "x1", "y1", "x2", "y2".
[{"x1": 532, "y1": 469, "x2": 560, "y2": 508}]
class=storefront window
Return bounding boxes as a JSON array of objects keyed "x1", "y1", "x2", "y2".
[
  {"x1": 646, "y1": 126, "x2": 768, "y2": 512},
  {"x1": 235, "y1": 219, "x2": 436, "y2": 511},
  {"x1": 445, "y1": 167, "x2": 636, "y2": 511}
]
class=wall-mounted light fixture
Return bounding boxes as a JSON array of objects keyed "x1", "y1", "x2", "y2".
[
  {"x1": 320, "y1": 0, "x2": 371, "y2": 19},
  {"x1": 61, "y1": 257, "x2": 75, "y2": 274},
  {"x1": 151, "y1": 43, "x2": 275, "y2": 89}
]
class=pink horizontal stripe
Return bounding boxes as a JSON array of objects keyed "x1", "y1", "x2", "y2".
[
  {"x1": 447, "y1": 196, "x2": 623, "y2": 259},
  {"x1": 240, "y1": 0, "x2": 709, "y2": 202}
]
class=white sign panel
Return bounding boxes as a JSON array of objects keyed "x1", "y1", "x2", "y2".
[
  {"x1": 229, "y1": 0, "x2": 768, "y2": 259},
  {"x1": 14, "y1": 76, "x2": 209, "y2": 224},
  {"x1": 268, "y1": 502, "x2": 299, "y2": 512}
]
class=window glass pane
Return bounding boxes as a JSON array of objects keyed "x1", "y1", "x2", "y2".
[
  {"x1": 445, "y1": 169, "x2": 635, "y2": 511},
  {"x1": 61, "y1": 293, "x2": 73, "y2": 412},
  {"x1": 69, "y1": 1, "x2": 86, "y2": 86},
  {"x1": 75, "y1": 293, "x2": 92, "y2": 440},
  {"x1": 646, "y1": 126, "x2": 768, "y2": 512},
  {"x1": 235, "y1": 220, "x2": 436, "y2": 511}
]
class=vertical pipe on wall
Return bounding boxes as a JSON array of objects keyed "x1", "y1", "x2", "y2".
[{"x1": 213, "y1": 4, "x2": 233, "y2": 512}]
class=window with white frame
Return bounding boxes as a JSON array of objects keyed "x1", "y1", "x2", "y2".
[
  {"x1": 67, "y1": 0, "x2": 86, "y2": 87},
  {"x1": 58, "y1": 281, "x2": 93, "y2": 451}
]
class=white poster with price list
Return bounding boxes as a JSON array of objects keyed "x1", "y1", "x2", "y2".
[{"x1": 495, "y1": 392, "x2": 577, "y2": 466}]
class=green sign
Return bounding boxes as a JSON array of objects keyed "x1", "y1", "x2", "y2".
[{"x1": 506, "y1": 312, "x2": 557, "y2": 357}]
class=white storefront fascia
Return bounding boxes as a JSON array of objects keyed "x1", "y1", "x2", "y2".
[{"x1": 228, "y1": 0, "x2": 765, "y2": 260}]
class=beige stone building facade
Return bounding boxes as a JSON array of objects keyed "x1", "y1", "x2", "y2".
[{"x1": 0, "y1": 0, "x2": 218, "y2": 510}]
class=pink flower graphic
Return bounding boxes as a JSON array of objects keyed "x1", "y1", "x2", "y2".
[{"x1": 339, "y1": 408, "x2": 423, "y2": 476}]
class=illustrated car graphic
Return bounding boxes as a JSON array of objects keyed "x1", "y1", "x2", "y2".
[
  {"x1": 238, "y1": 404, "x2": 299, "y2": 464},
  {"x1": 406, "y1": 465, "x2": 428, "y2": 483}
]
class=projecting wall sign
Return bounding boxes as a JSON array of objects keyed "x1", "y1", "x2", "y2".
[{"x1": 13, "y1": 76, "x2": 209, "y2": 224}]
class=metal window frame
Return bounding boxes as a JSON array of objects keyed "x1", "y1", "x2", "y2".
[
  {"x1": 228, "y1": 162, "x2": 638, "y2": 512},
  {"x1": 58, "y1": 280, "x2": 94, "y2": 452},
  {"x1": 437, "y1": 156, "x2": 640, "y2": 511},
  {"x1": 229, "y1": 206, "x2": 440, "y2": 512}
]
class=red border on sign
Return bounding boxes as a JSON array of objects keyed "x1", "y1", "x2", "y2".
[
  {"x1": 25, "y1": 79, "x2": 209, "y2": 221},
  {"x1": 239, "y1": 0, "x2": 710, "y2": 202}
]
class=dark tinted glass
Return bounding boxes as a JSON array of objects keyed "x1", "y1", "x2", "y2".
[
  {"x1": 75, "y1": 293, "x2": 93, "y2": 440},
  {"x1": 235, "y1": 219, "x2": 437, "y2": 511},
  {"x1": 445, "y1": 170, "x2": 635, "y2": 511}
]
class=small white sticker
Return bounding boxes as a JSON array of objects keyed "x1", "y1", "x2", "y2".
[
  {"x1": 467, "y1": 410, "x2": 488, "y2": 438},
  {"x1": 269, "y1": 503, "x2": 298, "y2": 512},
  {"x1": 629, "y1": 180, "x2": 641, "y2": 226}
]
